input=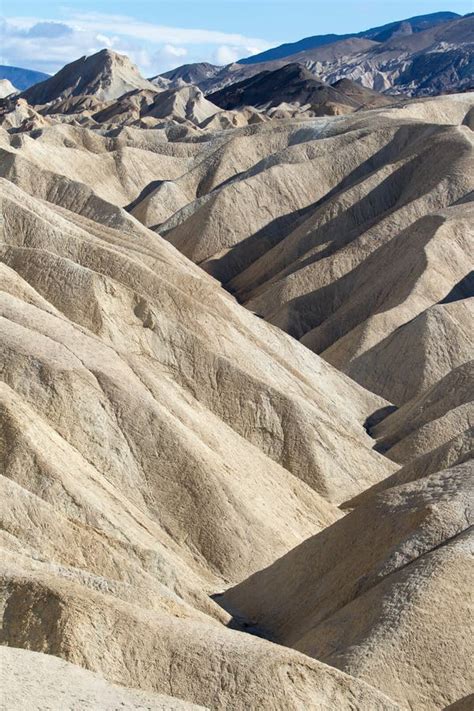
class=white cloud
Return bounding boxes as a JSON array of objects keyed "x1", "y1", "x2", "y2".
[
  {"x1": 214, "y1": 43, "x2": 264, "y2": 65},
  {"x1": 214, "y1": 45, "x2": 241, "y2": 65},
  {"x1": 162, "y1": 45, "x2": 187, "y2": 59},
  {"x1": 153, "y1": 44, "x2": 188, "y2": 73},
  {"x1": 95, "y1": 34, "x2": 115, "y2": 49},
  {"x1": 1, "y1": 12, "x2": 273, "y2": 75},
  {"x1": 61, "y1": 11, "x2": 271, "y2": 49}
]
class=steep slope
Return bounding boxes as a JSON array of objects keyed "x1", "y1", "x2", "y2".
[
  {"x1": 207, "y1": 63, "x2": 390, "y2": 113},
  {"x1": 0, "y1": 97, "x2": 52, "y2": 132},
  {"x1": 0, "y1": 178, "x2": 402, "y2": 709},
  {"x1": 0, "y1": 122, "x2": 193, "y2": 210},
  {"x1": 0, "y1": 178, "x2": 394, "y2": 513},
  {"x1": 84, "y1": 85, "x2": 222, "y2": 128},
  {"x1": 343, "y1": 296, "x2": 473, "y2": 405},
  {"x1": 2, "y1": 96, "x2": 468, "y2": 425},
  {"x1": 222, "y1": 462, "x2": 474, "y2": 711},
  {"x1": 199, "y1": 106, "x2": 267, "y2": 130},
  {"x1": 344, "y1": 427, "x2": 473, "y2": 509},
  {"x1": 143, "y1": 85, "x2": 220, "y2": 124},
  {"x1": 147, "y1": 95, "x2": 473, "y2": 407},
  {"x1": 0, "y1": 565, "x2": 400, "y2": 710},
  {"x1": 40, "y1": 93, "x2": 109, "y2": 118},
  {"x1": 90, "y1": 88, "x2": 159, "y2": 125},
  {"x1": 370, "y1": 361, "x2": 474, "y2": 463},
  {"x1": 20, "y1": 49, "x2": 158, "y2": 104},
  {"x1": 296, "y1": 205, "x2": 473, "y2": 402}
]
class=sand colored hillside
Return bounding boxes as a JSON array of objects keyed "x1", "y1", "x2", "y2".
[
  {"x1": 0, "y1": 123, "x2": 193, "y2": 207},
  {"x1": 298, "y1": 206, "x2": 473, "y2": 402},
  {"x1": 342, "y1": 360, "x2": 474, "y2": 509},
  {"x1": 90, "y1": 86, "x2": 222, "y2": 128},
  {"x1": 1, "y1": 646, "x2": 203, "y2": 710},
  {"x1": 20, "y1": 49, "x2": 158, "y2": 104},
  {"x1": 0, "y1": 177, "x2": 396, "y2": 508},
  {"x1": 342, "y1": 297, "x2": 473, "y2": 406},
  {"x1": 223, "y1": 462, "x2": 474, "y2": 710},
  {"x1": 143, "y1": 85, "x2": 220, "y2": 124},
  {"x1": 158, "y1": 97, "x2": 472, "y2": 285},
  {"x1": 370, "y1": 361, "x2": 474, "y2": 463},
  {"x1": 0, "y1": 565, "x2": 401, "y2": 711},
  {"x1": 0, "y1": 65, "x2": 472, "y2": 709},
  {"x1": 1, "y1": 176, "x2": 395, "y2": 611},
  {"x1": 0, "y1": 181, "x2": 401, "y2": 709},
  {"x1": 344, "y1": 426, "x2": 473, "y2": 509},
  {"x1": 132, "y1": 93, "x2": 473, "y2": 406}
]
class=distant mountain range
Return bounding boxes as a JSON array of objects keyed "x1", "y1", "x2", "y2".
[
  {"x1": 6, "y1": 47, "x2": 392, "y2": 127},
  {"x1": 162, "y1": 12, "x2": 474, "y2": 98},
  {"x1": 2, "y1": 10, "x2": 472, "y2": 113},
  {"x1": 237, "y1": 11, "x2": 460, "y2": 64},
  {"x1": 0, "y1": 65, "x2": 49, "y2": 91}
]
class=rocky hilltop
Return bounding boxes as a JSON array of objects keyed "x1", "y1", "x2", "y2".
[
  {"x1": 20, "y1": 49, "x2": 158, "y2": 104},
  {"x1": 207, "y1": 63, "x2": 392, "y2": 114},
  {"x1": 0, "y1": 41, "x2": 473, "y2": 711}
]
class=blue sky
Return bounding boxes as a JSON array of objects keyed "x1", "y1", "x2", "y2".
[{"x1": 1, "y1": 1, "x2": 472, "y2": 75}]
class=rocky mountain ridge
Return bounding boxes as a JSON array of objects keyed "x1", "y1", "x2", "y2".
[
  {"x1": 238, "y1": 11, "x2": 462, "y2": 64},
  {"x1": 161, "y1": 13, "x2": 474, "y2": 97}
]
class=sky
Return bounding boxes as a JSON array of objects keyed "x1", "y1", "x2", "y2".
[{"x1": 1, "y1": 1, "x2": 472, "y2": 76}]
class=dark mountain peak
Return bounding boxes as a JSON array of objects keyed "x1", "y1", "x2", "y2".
[{"x1": 207, "y1": 62, "x2": 390, "y2": 113}]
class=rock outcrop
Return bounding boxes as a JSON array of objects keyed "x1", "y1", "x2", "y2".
[{"x1": 20, "y1": 49, "x2": 158, "y2": 104}]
